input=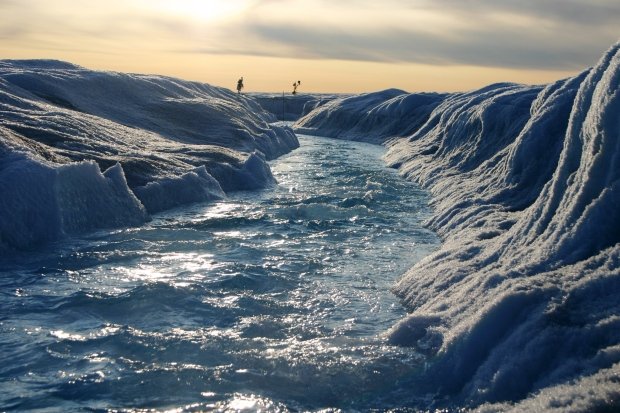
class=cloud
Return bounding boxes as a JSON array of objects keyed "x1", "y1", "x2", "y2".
[
  {"x1": 426, "y1": 0, "x2": 620, "y2": 26},
  {"x1": 0, "y1": 0, "x2": 196, "y2": 54},
  {"x1": 206, "y1": 22, "x2": 603, "y2": 70},
  {"x1": 214, "y1": 0, "x2": 619, "y2": 69},
  {"x1": 1, "y1": 0, "x2": 618, "y2": 71}
]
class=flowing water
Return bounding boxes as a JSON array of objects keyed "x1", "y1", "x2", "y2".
[{"x1": 0, "y1": 134, "x2": 439, "y2": 412}]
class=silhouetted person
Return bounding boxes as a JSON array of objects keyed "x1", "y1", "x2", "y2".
[
  {"x1": 237, "y1": 77, "x2": 244, "y2": 94},
  {"x1": 292, "y1": 80, "x2": 301, "y2": 95}
]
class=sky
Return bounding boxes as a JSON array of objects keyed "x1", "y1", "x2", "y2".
[{"x1": 1, "y1": 0, "x2": 619, "y2": 93}]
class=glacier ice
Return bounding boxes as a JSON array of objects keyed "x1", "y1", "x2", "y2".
[
  {"x1": 252, "y1": 93, "x2": 342, "y2": 121},
  {"x1": 0, "y1": 60, "x2": 299, "y2": 249},
  {"x1": 294, "y1": 88, "x2": 446, "y2": 144},
  {"x1": 298, "y1": 43, "x2": 620, "y2": 411},
  {"x1": 133, "y1": 165, "x2": 225, "y2": 214},
  {"x1": 0, "y1": 134, "x2": 148, "y2": 248}
]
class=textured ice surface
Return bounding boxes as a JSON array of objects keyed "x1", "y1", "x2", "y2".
[
  {"x1": 0, "y1": 139, "x2": 148, "y2": 248},
  {"x1": 0, "y1": 60, "x2": 298, "y2": 248},
  {"x1": 301, "y1": 43, "x2": 620, "y2": 410},
  {"x1": 251, "y1": 92, "x2": 341, "y2": 121},
  {"x1": 294, "y1": 88, "x2": 446, "y2": 144}
]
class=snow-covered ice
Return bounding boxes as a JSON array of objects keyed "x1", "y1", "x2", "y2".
[
  {"x1": 0, "y1": 60, "x2": 298, "y2": 249},
  {"x1": 296, "y1": 43, "x2": 620, "y2": 410}
]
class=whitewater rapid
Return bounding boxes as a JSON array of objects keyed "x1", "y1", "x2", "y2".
[{"x1": 0, "y1": 134, "x2": 439, "y2": 411}]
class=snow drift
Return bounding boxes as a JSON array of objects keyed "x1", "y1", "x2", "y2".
[
  {"x1": 0, "y1": 60, "x2": 298, "y2": 249},
  {"x1": 300, "y1": 44, "x2": 620, "y2": 411}
]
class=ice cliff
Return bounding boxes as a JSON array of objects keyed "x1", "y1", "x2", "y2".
[
  {"x1": 300, "y1": 44, "x2": 620, "y2": 411},
  {"x1": 0, "y1": 60, "x2": 298, "y2": 249}
]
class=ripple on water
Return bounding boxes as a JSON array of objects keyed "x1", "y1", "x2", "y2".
[{"x1": 0, "y1": 135, "x2": 439, "y2": 411}]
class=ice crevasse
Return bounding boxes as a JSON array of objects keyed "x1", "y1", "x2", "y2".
[{"x1": 296, "y1": 43, "x2": 620, "y2": 410}]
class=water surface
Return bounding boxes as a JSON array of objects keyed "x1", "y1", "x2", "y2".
[{"x1": 0, "y1": 134, "x2": 439, "y2": 411}]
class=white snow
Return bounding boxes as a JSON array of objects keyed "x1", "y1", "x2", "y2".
[
  {"x1": 297, "y1": 43, "x2": 620, "y2": 411},
  {"x1": 0, "y1": 60, "x2": 298, "y2": 249}
]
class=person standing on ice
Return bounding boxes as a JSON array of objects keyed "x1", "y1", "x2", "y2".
[
  {"x1": 236, "y1": 77, "x2": 244, "y2": 94},
  {"x1": 292, "y1": 80, "x2": 301, "y2": 95}
]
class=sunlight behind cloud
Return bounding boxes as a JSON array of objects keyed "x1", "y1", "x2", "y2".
[
  {"x1": 250, "y1": 0, "x2": 458, "y2": 33},
  {"x1": 1, "y1": 0, "x2": 618, "y2": 92},
  {"x1": 145, "y1": 0, "x2": 251, "y2": 23}
]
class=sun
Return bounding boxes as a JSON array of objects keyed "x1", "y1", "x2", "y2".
[{"x1": 151, "y1": 0, "x2": 248, "y2": 23}]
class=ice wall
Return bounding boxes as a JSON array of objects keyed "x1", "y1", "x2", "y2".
[
  {"x1": 294, "y1": 89, "x2": 446, "y2": 144},
  {"x1": 300, "y1": 44, "x2": 620, "y2": 410},
  {"x1": 133, "y1": 166, "x2": 225, "y2": 214},
  {"x1": 387, "y1": 45, "x2": 620, "y2": 411},
  {"x1": 0, "y1": 128, "x2": 148, "y2": 248},
  {"x1": 0, "y1": 60, "x2": 299, "y2": 249}
]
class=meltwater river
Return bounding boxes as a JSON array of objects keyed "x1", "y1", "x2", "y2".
[{"x1": 1, "y1": 134, "x2": 439, "y2": 411}]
